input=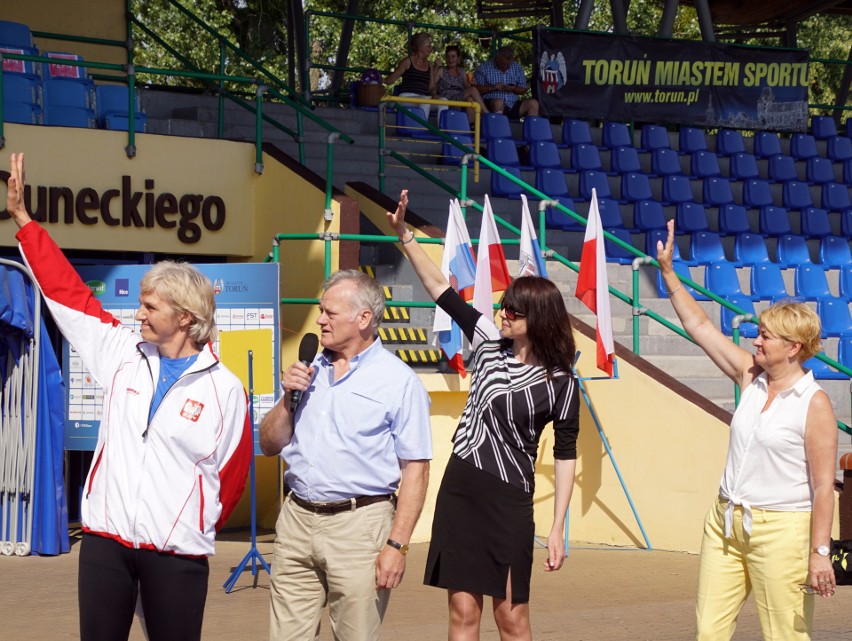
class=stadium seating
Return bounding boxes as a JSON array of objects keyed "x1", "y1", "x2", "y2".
[
  {"x1": 604, "y1": 228, "x2": 637, "y2": 264},
  {"x1": 530, "y1": 141, "x2": 564, "y2": 170},
  {"x1": 690, "y1": 151, "x2": 722, "y2": 179},
  {"x1": 439, "y1": 110, "x2": 473, "y2": 165},
  {"x1": 805, "y1": 157, "x2": 835, "y2": 185},
  {"x1": 822, "y1": 182, "x2": 852, "y2": 212},
  {"x1": 750, "y1": 263, "x2": 790, "y2": 301},
  {"x1": 42, "y1": 79, "x2": 95, "y2": 127},
  {"x1": 651, "y1": 148, "x2": 683, "y2": 177},
  {"x1": 535, "y1": 169, "x2": 580, "y2": 230},
  {"x1": 41, "y1": 51, "x2": 95, "y2": 100},
  {"x1": 716, "y1": 129, "x2": 745, "y2": 156},
  {"x1": 768, "y1": 154, "x2": 798, "y2": 183},
  {"x1": 676, "y1": 202, "x2": 710, "y2": 233},
  {"x1": 839, "y1": 265, "x2": 852, "y2": 299},
  {"x1": 482, "y1": 113, "x2": 513, "y2": 141},
  {"x1": 703, "y1": 177, "x2": 735, "y2": 207},
  {"x1": 790, "y1": 133, "x2": 818, "y2": 161},
  {"x1": 690, "y1": 230, "x2": 728, "y2": 265},
  {"x1": 804, "y1": 354, "x2": 848, "y2": 380},
  {"x1": 611, "y1": 146, "x2": 642, "y2": 174},
  {"x1": 578, "y1": 170, "x2": 613, "y2": 201},
  {"x1": 782, "y1": 180, "x2": 814, "y2": 212},
  {"x1": 800, "y1": 207, "x2": 832, "y2": 239},
  {"x1": 601, "y1": 121, "x2": 632, "y2": 149},
  {"x1": 706, "y1": 262, "x2": 745, "y2": 297},
  {"x1": 845, "y1": 160, "x2": 852, "y2": 187},
  {"x1": 720, "y1": 295, "x2": 758, "y2": 337},
  {"x1": 562, "y1": 119, "x2": 593, "y2": 147},
  {"x1": 621, "y1": 172, "x2": 653, "y2": 203},
  {"x1": 656, "y1": 259, "x2": 707, "y2": 299},
  {"x1": 487, "y1": 137, "x2": 521, "y2": 166},
  {"x1": 661, "y1": 175, "x2": 694, "y2": 206},
  {"x1": 734, "y1": 233, "x2": 772, "y2": 266},
  {"x1": 758, "y1": 205, "x2": 793, "y2": 237},
  {"x1": 2, "y1": 73, "x2": 41, "y2": 124},
  {"x1": 827, "y1": 136, "x2": 852, "y2": 162},
  {"x1": 679, "y1": 127, "x2": 708, "y2": 154},
  {"x1": 522, "y1": 116, "x2": 555, "y2": 145},
  {"x1": 640, "y1": 124, "x2": 671, "y2": 152},
  {"x1": 730, "y1": 153, "x2": 760, "y2": 181},
  {"x1": 754, "y1": 131, "x2": 783, "y2": 159},
  {"x1": 718, "y1": 204, "x2": 751, "y2": 236},
  {"x1": 842, "y1": 210, "x2": 852, "y2": 238},
  {"x1": 490, "y1": 165, "x2": 524, "y2": 198},
  {"x1": 811, "y1": 116, "x2": 837, "y2": 140},
  {"x1": 743, "y1": 178, "x2": 776, "y2": 210},
  {"x1": 633, "y1": 200, "x2": 667, "y2": 232},
  {"x1": 794, "y1": 264, "x2": 832, "y2": 300},
  {"x1": 394, "y1": 105, "x2": 429, "y2": 137},
  {"x1": 817, "y1": 297, "x2": 852, "y2": 337},
  {"x1": 819, "y1": 235, "x2": 852, "y2": 268},
  {"x1": 776, "y1": 234, "x2": 813, "y2": 268},
  {"x1": 570, "y1": 143, "x2": 604, "y2": 172}
]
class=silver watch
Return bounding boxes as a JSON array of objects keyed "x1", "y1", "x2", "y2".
[{"x1": 812, "y1": 544, "x2": 830, "y2": 557}]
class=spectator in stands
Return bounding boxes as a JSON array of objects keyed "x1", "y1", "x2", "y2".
[
  {"x1": 387, "y1": 189, "x2": 579, "y2": 641},
  {"x1": 384, "y1": 32, "x2": 437, "y2": 120},
  {"x1": 432, "y1": 44, "x2": 489, "y2": 124},
  {"x1": 6, "y1": 153, "x2": 252, "y2": 641},
  {"x1": 657, "y1": 219, "x2": 837, "y2": 641},
  {"x1": 474, "y1": 45, "x2": 539, "y2": 119}
]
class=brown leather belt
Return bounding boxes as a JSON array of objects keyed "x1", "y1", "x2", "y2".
[{"x1": 288, "y1": 492, "x2": 394, "y2": 515}]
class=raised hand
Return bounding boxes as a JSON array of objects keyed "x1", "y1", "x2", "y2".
[
  {"x1": 386, "y1": 189, "x2": 409, "y2": 238},
  {"x1": 655, "y1": 218, "x2": 676, "y2": 274},
  {"x1": 6, "y1": 153, "x2": 32, "y2": 228}
]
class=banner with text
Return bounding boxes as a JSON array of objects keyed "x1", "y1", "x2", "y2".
[{"x1": 534, "y1": 29, "x2": 809, "y2": 132}]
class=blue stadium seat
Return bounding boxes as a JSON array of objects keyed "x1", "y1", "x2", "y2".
[
  {"x1": 602, "y1": 121, "x2": 632, "y2": 149},
  {"x1": 656, "y1": 260, "x2": 707, "y2": 299},
  {"x1": 487, "y1": 137, "x2": 521, "y2": 166},
  {"x1": 767, "y1": 154, "x2": 798, "y2": 183},
  {"x1": 782, "y1": 180, "x2": 814, "y2": 211},
  {"x1": 822, "y1": 182, "x2": 852, "y2": 213},
  {"x1": 611, "y1": 146, "x2": 642, "y2": 174},
  {"x1": 690, "y1": 231, "x2": 728, "y2": 265},
  {"x1": 758, "y1": 206, "x2": 792, "y2": 237},
  {"x1": 720, "y1": 296, "x2": 758, "y2": 337},
  {"x1": 562, "y1": 119, "x2": 593, "y2": 147},
  {"x1": 841, "y1": 335, "x2": 852, "y2": 372},
  {"x1": 634, "y1": 200, "x2": 667, "y2": 232},
  {"x1": 604, "y1": 228, "x2": 637, "y2": 264},
  {"x1": 544, "y1": 202, "x2": 582, "y2": 231},
  {"x1": 803, "y1": 354, "x2": 848, "y2": 380},
  {"x1": 743, "y1": 179, "x2": 775, "y2": 210},
  {"x1": 598, "y1": 198, "x2": 626, "y2": 229},
  {"x1": 41, "y1": 52, "x2": 95, "y2": 102},
  {"x1": 578, "y1": 170, "x2": 613, "y2": 201},
  {"x1": 817, "y1": 297, "x2": 852, "y2": 337},
  {"x1": 794, "y1": 264, "x2": 832, "y2": 301},
  {"x1": 640, "y1": 124, "x2": 671, "y2": 152},
  {"x1": 95, "y1": 85, "x2": 148, "y2": 132},
  {"x1": 43, "y1": 105, "x2": 95, "y2": 128},
  {"x1": 483, "y1": 113, "x2": 513, "y2": 141},
  {"x1": 536, "y1": 169, "x2": 580, "y2": 230},
  {"x1": 440, "y1": 110, "x2": 473, "y2": 164},
  {"x1": 530, "y1": 141, "x2": 564, "y2": 170},
  {"x1": 790, "y1": 133, "x2": 818, "y2": 161},
  {"x1": 394, "y1": 105, "x2": 429, "y2": 137},
  {"x1": 811, "y1": 116, "x2": 837, "y2": 140},
  {"x1": 776, "y1": 233, "x2": 813, "y2": 268},
  {"x1": 754, "y1": 131, "x2": 782, "y2": 159},
  {"x1": 730, "y1": 153, "x2": 760, "y2": 181},
  {"x1": 646, "y1": 229, "x2": 688, "y2": 263},
  {"x1": 522, "y1": 116, "x2": 554, "y2": 145},
  {"x1": 734, "y1": 233, "x2": 771, "y2": 267},
  {"x1": 805, "y1": 157, "x2": 835, "y2": 185},
  {"x1": 839, "y1": 265, "x2": 852, "y2": 299},
  {"x1": 716, "y1": 129, "x2": 745, "y2": 156},
  {"x1": 621, "y1": 172, "x2": 653, "y2": 203},
  {"x1": 720, "y1": 204, "x2": 752, "y2": 236},
  {"x1": 676, "y1": 202, "x2": 710, "y2": 234},
  {"x1": 441, "y1": 134, "x2": 472, "y2": 165},
  {"x1": 844, "y1": 159, "x2": 852, "y2": 186},
  {"x1": 827, "y1": 136, "x2": 852, "y2": 162},
  {"x1": 703, "y1": 177, "x2": 735, "y2": 207},
  {"x1": 679, "y1": 127, "x2": 708, "y2": 154},
  {"x1": 843, "y1": 210, "x2": 852, "y2": 239},
  {"x1": 570, "y1": 143, "x2": 603, "y2": 172},
  {"x1": 706, "y1": 262, "x2": 745, "y2": 297},
  {"x1": 750, "y1": 263, "x2": 790, "y2": 301},
  {"x1": 819, "y1": 235, "x2": 852, "y2": 268},
  {"x1": 690, "y1": 150, "x2": 722, "y2": 179},
  {"x1": 800, "y1": 207, "x2": 832, "y2": 239},
  {"x1": 651, "y1": 148, "x2": 683, "y2": 177},
  {"x1": 1, "y1": 46, "x2": 40, "y2": 80},
  {"x1": 2, "y1": 72, "x2": 40, "y2": 105},
  {"x1": 42, "y1": 79, "x2": 95, "y2": 128},
  {"x1": 535, "y1": 167, "x2": 570, "y2": 198},
  {"x1": 490, "y1": 165, "x2": 525, "y2": 198},
  {"x1": 848, "y1": 119, "x2": 852, "y2": 138},
  {"x1": 662, "y1": 175, "x2": 694, "y2": 206}
]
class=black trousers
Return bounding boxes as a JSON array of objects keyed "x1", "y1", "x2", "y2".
[{"x1": 78, "y1": 533, "x2": 209, "y2": 641}]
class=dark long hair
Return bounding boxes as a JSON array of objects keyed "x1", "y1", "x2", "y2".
[{"x1": 501, "y1": 276, "x2": 576, "y2": 375}]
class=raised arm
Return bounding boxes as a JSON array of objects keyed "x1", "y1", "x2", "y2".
[
  {"x1": 656, "y1": 219, "x2": 755, "y2": 385},
  {"x1": 6, "y1": 153, "x2": 32, "y2": 228},
  {"x1": 385, "y1": 189, "x2": 450, "y2": 301},
  {"x1": 383, "y1": 57, "x2": 410, "y2": 87}
]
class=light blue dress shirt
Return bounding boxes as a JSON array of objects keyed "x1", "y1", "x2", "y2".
[{"x1": 281, "y1": 338, "x2": 432, "y2": 502}]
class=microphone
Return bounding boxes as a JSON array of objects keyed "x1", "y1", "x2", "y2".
[{"x1": 290, "y1": 333, "x2": 319, "y2": 414}]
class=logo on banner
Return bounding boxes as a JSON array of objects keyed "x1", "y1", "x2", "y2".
[
  {"x1": 86, "y1": 280, "x2": 107, "y2": 296},
  {"x1": 539, "y1": 51, "x2": 566, "y2": 94},
  {"x1": 115, "y1": 278, "x2": 130, "y2": 297},
  {"x1": 213, "y1": 279, "x2": 224, "y2": 295},
  {"x1": 180, "y1": 399, "x2": 205, "y2": 422}
]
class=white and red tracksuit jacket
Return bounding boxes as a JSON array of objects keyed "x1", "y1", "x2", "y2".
[{"x1": 17, "y1": 221, "x2": 252, "y2": 557}]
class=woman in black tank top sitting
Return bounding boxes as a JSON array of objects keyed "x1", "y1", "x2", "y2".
[{"x1": 384, "y1": 32, "x2": 436, "y2": 120}]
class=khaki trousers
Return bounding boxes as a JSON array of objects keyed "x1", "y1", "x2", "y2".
[
  {"x1": 695, "y1": 498, "x2": 814, "y2": 641},
  {"x1": 269, "y1": 496, "x2": 394, "y2": 641}
]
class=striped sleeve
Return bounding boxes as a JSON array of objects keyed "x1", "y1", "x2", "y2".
[
  {"x1": 553, "y1": 376, "x2": 580, "y2": 460},
  {"x1": 435, "y1": 286, "x2": 500, "y2": 348}
]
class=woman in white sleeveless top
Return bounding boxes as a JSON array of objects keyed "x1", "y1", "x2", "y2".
[{"x1": 657, "y1": 219, "x2": 837, "y2": 641}]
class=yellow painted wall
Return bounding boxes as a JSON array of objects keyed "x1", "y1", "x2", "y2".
[{"x1": 4, "y1": 0, "x2": 126, "y2": 65}]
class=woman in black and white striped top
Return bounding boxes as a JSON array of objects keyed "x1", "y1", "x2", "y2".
[{"x1": 388, "y1": 190, "x2": 580, "y2": 641}]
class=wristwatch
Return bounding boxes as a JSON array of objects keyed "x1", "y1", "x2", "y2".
[
  {"x1": 386, "y1": 538, "x2": 409, "y2": 555},
  {"x1": 812, "y1": 544, "x2": 830, "y2": 557}
]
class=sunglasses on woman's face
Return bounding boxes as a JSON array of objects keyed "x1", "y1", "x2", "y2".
[{"x1": 500, "y1": 303, "x2": 526, "y2": 321}]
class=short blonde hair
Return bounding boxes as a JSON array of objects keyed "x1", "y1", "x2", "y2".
[
  {"x1": 140, "y1": 261, "x2": 217, "y2": 347},
  {"x1": 759, "y1": 301, "x2": 822, "y2": 362}
]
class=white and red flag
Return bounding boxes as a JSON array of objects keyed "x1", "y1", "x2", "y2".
[
  {"x1": 518, "y1": 194, "x2": 548, "y2": 277},
  {"x1": 575, "y1": 189, "x2": 615, "y2": 376},
  {"x1": 472, "y1": 195, "x2": 512, "y2": 318}
]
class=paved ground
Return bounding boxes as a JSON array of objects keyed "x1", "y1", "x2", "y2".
[{"x1": 2, "y1": 529, "x2": 852, "y2": 640}]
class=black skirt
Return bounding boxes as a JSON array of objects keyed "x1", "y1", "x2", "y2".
[{"x1": 423, "y1": 454, "x2": 535, "y2": 603}]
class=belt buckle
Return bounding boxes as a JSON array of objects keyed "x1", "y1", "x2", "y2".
[{"x1": 349, "y1": 498, "x2": 357, "y2": 512}]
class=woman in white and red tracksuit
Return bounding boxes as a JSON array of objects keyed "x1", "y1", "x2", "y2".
[{"x1": 7, "y1": 154, "x2": 252, "y2": 641}]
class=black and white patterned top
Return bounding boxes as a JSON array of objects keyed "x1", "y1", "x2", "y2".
[{"x1": 437, "y1": 287, "x2": 580, "y2": 494}]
